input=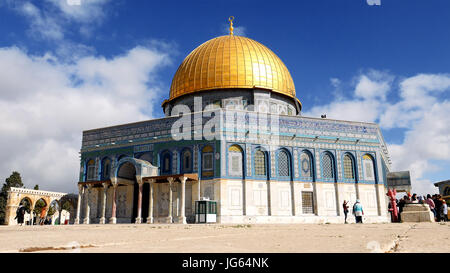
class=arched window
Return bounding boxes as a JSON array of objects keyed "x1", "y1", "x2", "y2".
[
  {"x1": 161, "y1": 151, "x2": 172, "y2": 175},
  {"x1": 101, "y1": 158, "x2": 111, "y2": 180},
  {"x1": 181, "y1": 149, "x2": 192, "y2": 173},
  {"x1": 254, "y1": 149, "x2": 267, "y2": 176},
  {"x1": 343, "y1": 154, "x2": 355, "y2": 180},
  {"x1": 363, "y1": 154, "x2": 375, "y2": 181},
  {"x1": 228, "y1": 145, "x2": 243, "y2": 177},
  {"x1": 86, "y1": 159, "x2": 96, "y2": 181},
  {"x1": 202, "y1": 145, "x2": 214, "y2": 177},
  {"x1": 278, "y1": 150, "x2": 290, "y2": 177},
  {"x1": 322, "y1": 153, "x2": 334, "y2": 179},
  {"x1": 300, "y1": 151, "x2": 313, "y2": 179}
]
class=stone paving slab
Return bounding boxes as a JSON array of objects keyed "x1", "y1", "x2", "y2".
[{"x1": 0, "y1": 222, "x2": 448, "y2": 253}]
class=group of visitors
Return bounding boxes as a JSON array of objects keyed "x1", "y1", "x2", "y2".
[
  {"x1": 342, "y1": 199, "x2": 364, "y2": 224},
  {"x1": 391, "y1": 193, "x2": 448, "y2": 222},
  {"x1": 14, "y1": 205, "x2": 53, "y2": 226}
]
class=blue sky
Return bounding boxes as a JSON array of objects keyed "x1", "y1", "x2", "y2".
[{"x1": 0, "y1": 0, "x2": 449, "y2": 194}]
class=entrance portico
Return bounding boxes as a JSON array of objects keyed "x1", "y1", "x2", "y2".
[{"x1": 76, "y1": 156, "x2": 198, "y2": 224}]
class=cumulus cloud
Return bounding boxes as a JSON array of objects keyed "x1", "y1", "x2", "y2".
[
  {"x1": 305, "y1": 70, "x2": 393, "y2": 123},
  {"x1": 304, "y1": 70, "x2": 450, "y2": 195},
  {"x1": 0, "y1": 45, "x2": 171, "y2": 193}
]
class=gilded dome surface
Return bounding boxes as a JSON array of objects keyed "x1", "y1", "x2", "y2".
[{"x1": 169, "y1": 35, "x2": 297, "y2": 103}]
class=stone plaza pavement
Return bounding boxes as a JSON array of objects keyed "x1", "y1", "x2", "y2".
[{"x1": 0, "y1": 222, "x2": 448, "y2": 253}]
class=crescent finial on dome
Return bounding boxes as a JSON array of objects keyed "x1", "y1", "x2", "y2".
[{"x1": 229, "y1": 16, "x2": 234, "y2": 35}]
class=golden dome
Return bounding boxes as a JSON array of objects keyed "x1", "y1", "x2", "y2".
[{"x1": 168, "y1": 35, "x2": 299, "y2": 106}]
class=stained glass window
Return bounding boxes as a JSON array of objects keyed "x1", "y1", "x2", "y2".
[
  {"x1": 300, "y1": 152, "x2": 312, "y2": 178},
  {"x1": 161, "y1": 152, "x2": 171, "y2": 174},
  {"x1": 322, "y1": 153, "x2": 334, "y2": 179},
  {"x1": 86, "y1": 159, "x2": 96, "y2": 181},
  {"x1": 363, "y1": 154, "x2": 375, "y2": 181},
  {"x1": 254, "y1": 150, "x2": 266, "y2": 176},
  {"x1": 228, "y1": 145, "x2": 243, "y2": 176},
  {"x1": 343, "y1": 154, "x2": 355, "y2": 179},
  {"x1": 202, "y1": 146, "x2": 214, "y2": 172},
  {"x1": 278, "y1": 150, "x2": 290, "y2": 177},
  {"x1": 182, "y1": 149, "x2": 192, "y2": 172},
  {"x1": 102, "y1": 158, "x2": 111, "y2": 180}
]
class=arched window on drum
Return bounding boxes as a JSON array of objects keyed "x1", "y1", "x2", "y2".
[
  {"x1": 300, "y1": 151, "x2": 314, "y2": 180},
  {"x1": 277, "y1": 149, "x2": 290, "y2": 177},
  {"x1": 86, "y1": 159, "x2": 96, "y2": 181},
  {"x1": 343, "y1": 154, "x2": 356, "y2": 181},
  {"x1": 362, "y1": 154, "x2": 376, "y2": 182},
  {"x1": 254, "y1": 149, "x2": 267, "y2": 177},
  {"x1": 228, "y1": 145, "x2": 243, "y2": 177}
]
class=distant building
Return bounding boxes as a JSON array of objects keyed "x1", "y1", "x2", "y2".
[{"x1": 434, "y1": 180, "x2": 450, "y2": 202}]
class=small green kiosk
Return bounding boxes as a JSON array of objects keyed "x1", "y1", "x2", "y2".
[{"x1": 195, "y1": 198, "x2": 217, "y2": 223}]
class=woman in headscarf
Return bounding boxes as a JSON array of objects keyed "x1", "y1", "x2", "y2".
[{"x1": 352, "y1": 199, "x2": 364, "y2": 223}]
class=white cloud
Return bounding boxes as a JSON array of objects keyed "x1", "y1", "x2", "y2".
[
  {"x1": 354, "y1": 70, "x2": 392, "y2": 100},
  {"x1": 46, "y1": 0, "x2": 110, "y2": 23},
  {"x1": 19, "y1": 1, "x2": 64, "y2": 40},
  {"x1": 0, "y1": 45, "x2": 171, "y2": 193},
  {"x1": 222, "y1": 24, "x2": 247, "y2": 36},
  {"x1": 305, "y1": 70, "x2": 393, "y2": 123},
  {"x1": 304, "y1": 70, "x2": 450, "y2": 195},
  {"x1": 14, "y1": 0, "x2": 111, "y2": 40}
]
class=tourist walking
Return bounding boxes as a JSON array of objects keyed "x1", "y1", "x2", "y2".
[
  {"x1": 343, "y1": 200, "x2": 349, "y2": 224},
  {"x1": 353, "y1": 199, "x2": 364, "y2": 223},
  {"x1": 434, "y1": 195, "x2": 443, "y2": 222},
  {"x1": 425, "y1": 194, "x2": 436, "y2": 218},
  {"x1": 442, "y1": 201, "x2": 448, "y2": 222},
  {"x1": 14, "y1": 205, "x2": 26, "y2": 226}
]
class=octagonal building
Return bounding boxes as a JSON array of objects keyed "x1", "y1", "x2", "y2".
[{"x1": 76, "y1": 24, "x2": 391, "y2": 224}]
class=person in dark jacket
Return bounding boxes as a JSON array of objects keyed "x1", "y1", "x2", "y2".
[
  {"x1": 343, "y1": 200, "x2": 349, "y2": 224},
  {"x1": 14, "y1": 205, "x2": 26, "y2": 226}
]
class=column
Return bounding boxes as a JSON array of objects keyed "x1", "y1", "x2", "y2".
[
  {"x1": 267, "y1": 180, "x2": 272, "y2": 216},
  {"x1": 30, "y1": 204, "x2": 36, "y2": 225},
  {"x1": 147, "y1": 179, "x2": 155, "y2": 224},
  {"x1": 179, "y1": 176, "x2": 187, "y2": 224},
  {"x1": 135, "y1": 176, "x2": 143, "y2": 224},
  {"x1": 167, "y1": 177, "x2": 174, "y2": 223},
  {"x1": 290, "y1": 180, "x2": 296, "y2": 216},
  {"x1": 82, "y1": 185, "x2": 91, "y2": 224},
  {"x1": 99, "y1": 183, "x2": 108, "y2": 224},
  {"x1": 74, "y1": 184, "x2": 84, "y2": 224},
  {"x1": 109, "y1": 182, "x2": 118, "y2": 224}
]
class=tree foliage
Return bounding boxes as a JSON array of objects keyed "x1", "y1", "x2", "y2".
[
  {"x1": 0, "y1": 172, "x2": 24, "y2": 224},
  {"x1": 33, "y1": 199, "x2": 46, "y2": 215}
]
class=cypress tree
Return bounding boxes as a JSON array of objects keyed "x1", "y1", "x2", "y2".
[{"x1": 0, "y1": 172, "x2": 24, "y2": 224}]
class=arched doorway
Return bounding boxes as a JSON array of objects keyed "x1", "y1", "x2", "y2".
[
  {"x1": 18, "y1": 197, "x2": 32, "y2": 225},
  {"x1": 34, "y1": 198, "x2": 48, "y2": 225},
  {"x1": 117, "y1": 161, "x2": 149, "y2": 223},
  {"x1": 48, "y1": 200, "x2": 60, "y2": 225}
]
